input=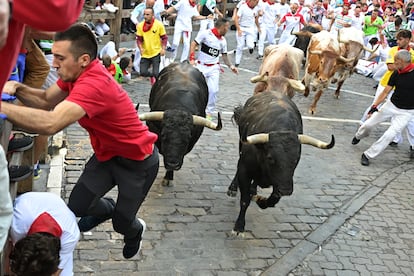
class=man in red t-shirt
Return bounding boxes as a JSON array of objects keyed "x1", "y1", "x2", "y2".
[
  {"x1": 2, "y1": 24, "x2": 159, "y2": 259},
  {"x1": 0, "y1": 0, "x2": 84, "y2": 252}
]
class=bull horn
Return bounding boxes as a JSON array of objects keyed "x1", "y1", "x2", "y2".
[
  {"x1": 363, "y1": 44, "x2": 380, "y2": 53},
  {"x1": 250, "y1": 72, "x2": 269, "y2": 83},
  {"x1": 287, "y1": 79, "x2": 306, "y2": 92},
  {"x1": 139, "y1": 111, "x2": 164, "y2": 121},
  {"x1": 245, "y1": 133, "x2": 269, "y2": 144},
  {"x1": 192, "y1": 112, "x2": 222, "y2": 130},
  {"x1": 298, "y1": 134, "x2": 335, "y2": 149},
  {"x1": 309, "y1": 49, "x2": 322, "y2": 55},
  {"x1": 337, "y1": 55, "x2": 354, "y2": 63}
]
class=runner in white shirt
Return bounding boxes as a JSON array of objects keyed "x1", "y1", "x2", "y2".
[
  {"x1": 165, "y1": 0, "x2": 211, "y2": 62},
  {"x1": 297, "y1": 0, "x2": 311, "y2": 22},
  {"x1": 198, "y1": 0, "x2": 223, "y2": 31},
  {"x1": 276, "y1": 0, "x2": 291, "y2": 35},
  {"x1": 351, "y1": 4, "x2": 364, "y2": 30},
  {"x1": 278, "y1": 0, "x2": 306, "y2": 45},
  {"x1": 189, "y1": 18, "x2": 239, "y2": 120},
  {"x1": 234, "y1": 0, "x2": 260, "y2": 67},
  {"x1": 9, "y1": 192, "x2": 80, "y2": 276},
  {"x1": 256, "y1": 0, "x2": 280, "y2": 59}
]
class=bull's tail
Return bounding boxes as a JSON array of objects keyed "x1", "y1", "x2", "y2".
[{"x1": 232, "y1": 105, "x2": 243, "y2": 126}]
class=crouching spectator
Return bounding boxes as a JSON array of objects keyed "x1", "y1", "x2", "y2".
[
  {"x1": 9, "y1": 192, "x2": 80, "y2": 276},
  {"x1": 102, "y1": 54, "x2": 132, "y2": 83}
]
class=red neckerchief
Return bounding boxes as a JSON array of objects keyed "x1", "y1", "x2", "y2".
[
  {"x1": 107, "y1": 63, "x2": 117, "y2": 76},
  {"x1": 323, "y1": 3, "x2": 328, "y2": 9},
  {"x1": 398, "y1": 46, "x2": 410, "y2": 51},
  {"x1": 246, "y1": 0, "x2": 255, "y2": 9},
  {"x1": 28, "y1": 212, "x2": 63, "y2": 237},
  {"x1": 398, "y1": 63, "x2": 414, "y2": 74},
  {"x1": 266, "y1": 0, "x2": 275, "y2": 5},
  {"x1": 211, "y1": 28, "x2": 222, "y2": 39},
  {"x1": 371, "y1": 15, "x2": 377, "y2": 23},
  {"x1": 143, "y1": 18, "x2": 155, "y2": 32},
  {"x1": 189, "y1": 0, "x2": 196, "y2": 7}
]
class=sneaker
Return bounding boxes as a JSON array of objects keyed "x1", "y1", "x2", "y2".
[
  {"x1": 78, "y1": 198, "x2": 116, "y2": 232},
  {"x1": 102, "y1": 3, "x2": 119, "y2": 13},
  {"x1": 150, "y1": 77, "x2": 156, "y2": 85},
  {"x1": 351, "y1": 137, "x2": 360, "y2": 145},
  {"x1": 361, "y1": 153, "x2": 369, "y2": 166},
  {"x1": 256, "y1": 55, "x2": 263, "y2": 60},
  {"x1": 389, "y1": 141, "x2": 398, "y2": 147},
  {"x1": 249, "y1": 48, "x2": 254, "y2": 54},
  {"x1": 235, "y1": 64, "x2": 239, "y2": 68},
  {"x1": 166, "y1": 46, "x2": 175, "y2": 52},
  {"x1": 410, "y1": 146, "x2": 414, "y2": 159},
  {"x1": 33, "y1": 162, "x2": 42, "y2": 180},
  {"x1": 8, "y1": 165, "x2": 32, "y2": 182},
  {"x1": 123, "y1": 218, "x2": 146, "y2": 259},
  {"x1": 8, "y1": 135, "x2": 34, "y2": 152},
  {"x1": 206, "y1": 114, "x2": 213, "y2": 121}
]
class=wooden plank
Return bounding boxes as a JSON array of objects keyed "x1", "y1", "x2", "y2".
[{"x1": 78, "y1": 9, "x2": 116, "y2": 21}]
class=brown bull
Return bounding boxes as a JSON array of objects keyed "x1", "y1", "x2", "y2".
[
  {"x1": 251, "y1": 45, "x2": 305, "y2": 98},
  {"x1": 303, "y1": 30, "x2": 353, "y2": 114},
  {"x1": 332, "y1": 27, "x2": 378, "y2": 98}
]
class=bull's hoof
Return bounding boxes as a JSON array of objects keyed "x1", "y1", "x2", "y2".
[
  {"x1": 334, "y1": 93, "x2": 340, "y2": 99},
  {"x1": 230, "y1": 230, "x2": 245, "y2": 238},
  {"x1": 227, "y1": 189, "x2": 237, "y2": 197},
  {"x1": 309, "y1": 108, "x2": 316, "y2": 115},
  {"x1": 161, "y1": 178, "x2": 173, "y2": 186},
  {"x1": 331, "y1": 78, "x2": 338, "y2": 84},
  {"x1": 252, "y1": 195, "x2": 268, "y2": 209}
]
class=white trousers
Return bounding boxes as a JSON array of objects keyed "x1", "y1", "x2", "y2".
[
  {"x1": 95, "y1": 22, "x2": 110, "y2": 37},
  {"x1": 258, "y1": 25, "x2": 276, "y2": 56},
  {"x1": 360, "y1": 84, "x2": 414, "y2": 144},
  {"x1": 133, "y1": 46, "x2": 141, "y2": 73},
  {"x1": 199, "y1": 18, "x2": 214, "y2": 32},
  {"x1": 0, "y1": 146, "x2": 12, "y2": 250},
  {"x1": 196, "y1": 63, "x2": 220, "y2": 115},
  {"x1": 235, "y1": 27, "x2": 256, "y2": 65},
  {"x1": 356, "y1": 100, "x2": 414, "y2": 159},
  {"x1": 171, "y1": 29, "x2": 192, "y2": 62},
  {"x1": 99, "y1": 41, "x2": 118, "y2": 59}
]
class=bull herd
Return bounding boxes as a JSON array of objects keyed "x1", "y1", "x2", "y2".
[{"x1": 136, "y1": 27, "x2": 373, "y2": 234}]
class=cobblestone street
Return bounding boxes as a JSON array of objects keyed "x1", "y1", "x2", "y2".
[{"x1": 54, "y1": 31, "x2": 414, "y2": 275}]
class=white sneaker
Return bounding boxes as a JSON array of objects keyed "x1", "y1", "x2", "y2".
[{"x1": 103, "y1": 3, "x2": 118, "y2": 13}]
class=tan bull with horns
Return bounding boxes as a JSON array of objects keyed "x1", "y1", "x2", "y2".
[{"x1": 250, "y1": 45, "x2": 305, "y2": 98}]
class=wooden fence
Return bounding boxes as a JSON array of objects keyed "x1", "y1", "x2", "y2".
[{"x1": 78, "y1": 0, "x2": 236, "y2": 48}]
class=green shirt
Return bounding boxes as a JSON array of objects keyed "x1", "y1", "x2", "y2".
[{"x1": 363, "y1": 15, "x2": 384, "y2": 36}]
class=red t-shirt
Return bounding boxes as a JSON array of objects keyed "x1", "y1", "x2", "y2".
[
  {"x1": 0, "y1": 0, "x2": 84, "y2": 108},
  {"x1": 57, "y1": 60, "x2": 157, "y2": 161}
]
